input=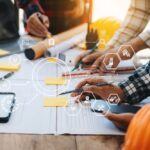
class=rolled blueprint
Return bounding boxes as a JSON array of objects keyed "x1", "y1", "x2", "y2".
[
  {"x1": 24, "y1": 24, "x2": 87, "y2": 60},
  {"x1": 44, "y1": 32, "x2": 86, "y2": 57}
]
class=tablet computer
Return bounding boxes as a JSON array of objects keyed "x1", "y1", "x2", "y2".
[{"x1": 0, "y1": 92, "x2": 16, "y2": 123}]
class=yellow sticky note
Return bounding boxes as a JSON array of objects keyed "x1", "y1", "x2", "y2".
[
  {"x1": 0, "y1": 49, "x2": 9, "y2": 56},
  {"x1": 44, "y1": 77, "x2": 67, "y2": 85},
  {"x1": 0, "y1": 62, "x2": 20, "y2": 72},
  {"x1": 47, "y1": 57, "x2": 57, "y2": 63},
  {"x1": 43, "y1": 97, "x2": 68, "y2": 107}
]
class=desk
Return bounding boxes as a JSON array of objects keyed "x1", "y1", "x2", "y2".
[
  {"x1": 0, "y1": 134, "x2": 124, "y2": 150},
  {"x1": 0, "y1": 38, "x2": 125, "y2": 150}
]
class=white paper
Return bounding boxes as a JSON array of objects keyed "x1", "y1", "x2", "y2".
[
  {"x1": 117, "y1": 59, "x2": 136, "y2": 69},
  {"x1": 45, "y1": 32, "x2": 86, "y2": 57},
  {"x1": 0, "y1": 37, "x2": 147, "y2": 135},
  {"x1": 0, "y1": 53, "x2": 58, "y2": 134},
  {"x1": 0, "y1": 54, "x2": 58, "y2": 81},
  {"x1": 0, "y1": 80, "x2": 57, "y2": 134},
  {"x1": 57, "y1": 103, "x2": 124, "y2": 135},
  {"x1": 56, "y1": 76, "x2": 125, "y2": 135}
]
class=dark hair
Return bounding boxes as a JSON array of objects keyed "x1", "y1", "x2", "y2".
[{"x1": 0, "y1": 0, "x2": 19, "y2": 42}]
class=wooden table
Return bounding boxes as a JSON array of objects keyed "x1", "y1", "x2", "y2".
[{"x1": 0, "y1": 134, "x2": 124, "y2": 150}]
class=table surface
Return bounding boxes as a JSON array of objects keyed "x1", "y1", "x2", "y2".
[
  {"x1": 0, "y1": 134, "x2": 124, "y2": 150},
  {"x1": 0, "y1": 38, "x2": 125, "y2": 150}
]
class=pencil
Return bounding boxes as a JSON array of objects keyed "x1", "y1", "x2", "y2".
[
  {"x1": 0, "y1": 72, "x2": 14, "y2": 81},
  {"x1": 58, "y1": 82, "x2": 114, "y2": 95},
  {"x1": 71, "y1": 41, "x2": 100, "y2": 72}
]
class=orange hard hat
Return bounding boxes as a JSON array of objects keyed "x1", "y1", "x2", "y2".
[{"x1": 123, "y1": 104, "x2": 150, "y2": 150}]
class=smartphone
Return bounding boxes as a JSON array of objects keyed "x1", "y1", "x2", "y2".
[
  {"x1": 91, "y1": 100, "x2": 141, "y2": 114},
  {"x1": 0, "y1": 92, "x2": 16, "y2": 123}
]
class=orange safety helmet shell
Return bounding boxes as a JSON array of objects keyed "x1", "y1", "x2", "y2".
[{"x1": 123, "y1": 104, "x2": 150, "y2": 150}]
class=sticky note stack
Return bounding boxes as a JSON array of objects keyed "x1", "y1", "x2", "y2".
[
  {"x1": 0, "y1": 49, "x2": 9, "y2": 56},
  {"x1": 43, "y1": 97, "x2": 68, "y2": 107},
  {"x1": 0, "y1": 62, "x2": 20, "y2": 72},
  {"x1": 44, "y1": 77, "x2": 67, "y2": 85},
  {"x1": 47, "y1": 57, "x2": 57, "y2": 63}
]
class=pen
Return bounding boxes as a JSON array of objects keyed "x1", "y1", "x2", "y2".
[
  {"x1": 37, "y1": 13, "x2": 51, "y2": 39},
  {"x1": 62, "y1": 69, "x2": 99, "y2": 78},
  {"x1": 71, "y1": 41, "x2": 100, "y2": 72},
  {"x1": 58, "y1": 82, "x2": 114, "y2": 96},
  {"x1": 0, "y1": 72, "x2": 14, "y2": 81}
]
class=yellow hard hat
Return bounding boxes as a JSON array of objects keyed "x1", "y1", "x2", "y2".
[{"x1": 90, "y1": 17, "x2": 121, "y2": 49}]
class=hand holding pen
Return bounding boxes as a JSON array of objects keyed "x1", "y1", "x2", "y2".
[
  {"x1": 71, "y1": 77, "x2": 125, "y2": 103},
  {"x1": 27, "y1": 12, "x2": 51, "y2": 38},
  {"x1": 37, "y1": 13, "x2": 52, "y2": 38},
  {"x1": 59, "y1": 81, "x2": 113, "y2": 96},
  {"x1": 71, "y1": 41, "x2": 100, "y2": 72}
]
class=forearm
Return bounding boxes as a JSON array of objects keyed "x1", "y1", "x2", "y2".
[
  {"x1": 118, "y1": 61, "x2": 150, "y2": 104},
  {"x1": 127, "y1": 36, "x2": 149, "y2": 53},
  {"x1": 105, "y1": 0, "x2": 150, "y2": 50},
  {"x1": 105, "y1": 23, "x2": 149, "y2": 51},
  {"x1": 117, "y1": 36, "x2": 149, "y2": 57},
  {"x1": 103, "y1": 36, "x2": 149, "y2": 61},
  {"x1": 139, "y1": 31, "x2": 150, "y2": 48}
]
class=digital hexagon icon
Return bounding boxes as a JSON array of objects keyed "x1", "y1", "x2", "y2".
[
  {"x1": 118, "y1": 44, "x2": 135, "y2": 60},
  {"x1": 82, "y1": 91, "x2": 111, "y2": 116},
  {"x1": 107, "y1": 93, "x2": 121, "y2": 105},
  {"x1": 65, "y1": 101, "x2": 82, "y2": 117},
  {"x1": 48, "y1": 38, "x2": 55, "y2": 46},
  {"x1": 65, "y1": 92, "x2": 97, "y2": 117},
  {"x1": 65, "y1": 96, "x2": 82, "y2": 117},
  {"x1": 117, "y1": 44, "x2": 138, "y2": 70},
  {"x1": 103, "y1": 53, "x2": 121, "y2": 71},
  {"x1": 91, "y1": 100, "x2": 110, "y2": 117}
]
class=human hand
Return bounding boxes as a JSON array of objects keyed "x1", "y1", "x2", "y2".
[
  {"x1": 74, "y1": 44, "x2": 135, "y2": 72},
  {"x1": 27, "y1": 12, "x2": 50, "y2": 38},
  {"x1": 91, "y1": 52, "x2": 121, "y2": 72},
  {"x1": 71, "y1": 77, "x2": 125, "y2": 103},
  {"x1": 104, "y1": 112, "x2": 134, "y2": 131},
  {"x1": 74, "y1": 48, "x2": 118, "y2": 72},
  {"x1": 74, "y1": 51, "x2": 106, "y2": 67},
  {"x1": 91, "y1": 45, "x2": 135, "y2": 72}
]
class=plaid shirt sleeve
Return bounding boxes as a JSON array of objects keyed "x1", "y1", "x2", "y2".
[
  {"x1": 139, "y1": 31, "x2": 150, "y2": 47},
  {"x1": 118, "y1": 61, "x2": 150, "y2": 104},
  {"x1": 16, "y1": 0, "x2": 44, "y2": 18},
  {"x1": 105, "y1": 0, "x2": 150, "y2": 49}
]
